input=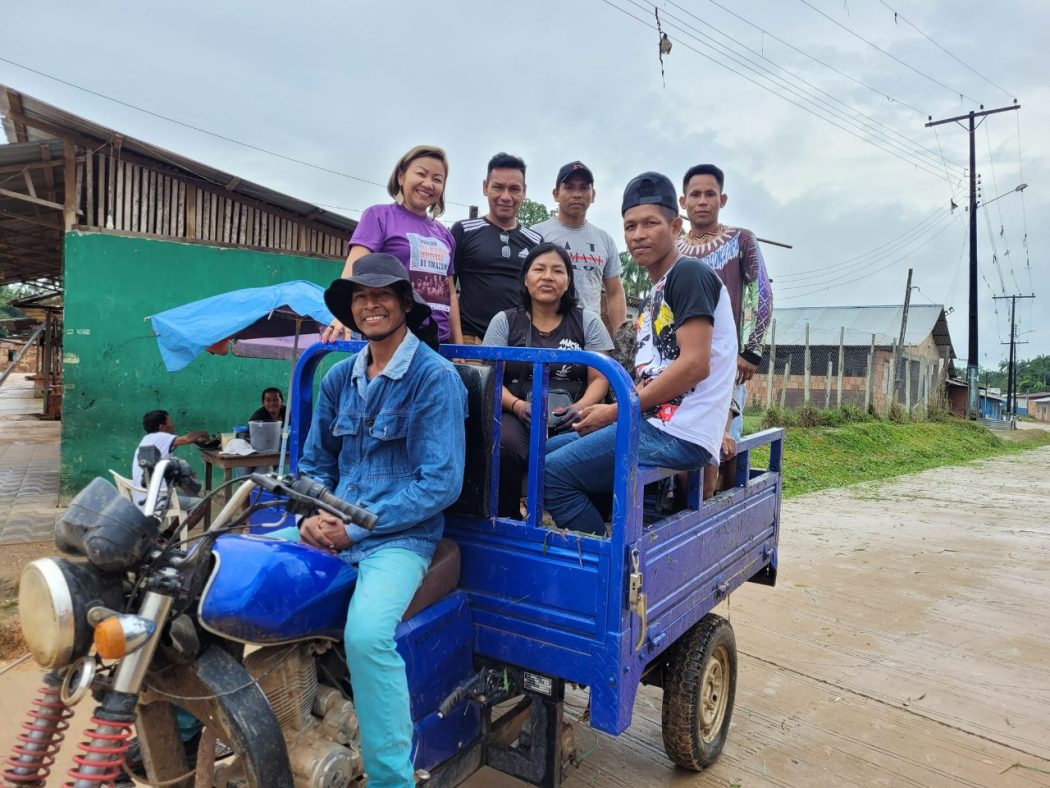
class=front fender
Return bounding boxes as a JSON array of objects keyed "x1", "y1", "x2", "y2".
[{"x1": 138, "y1": 643, "x2": 292, "y2": 788}]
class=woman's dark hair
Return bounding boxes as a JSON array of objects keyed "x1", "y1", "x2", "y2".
[
  {"x1": 260, "y1": 387, "x2": 283, "y2": 402},
  {"x1": 143, "y1": 409, "x2": 169, "y2": 433},
  {"x1": 519, "y1": 242, "x2": 578, "y2": 315},
  {"x1": 388, "y1": 145, "x2": 449, "y2": 218}
]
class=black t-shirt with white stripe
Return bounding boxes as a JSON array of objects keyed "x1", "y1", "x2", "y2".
[{"x1": 451, "y1": 218, "x2": 543, "y2": 337}]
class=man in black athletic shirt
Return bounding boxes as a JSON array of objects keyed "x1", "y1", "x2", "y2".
[{"x1": 452, "y1": 152, "x2": 544, "y2": 343}]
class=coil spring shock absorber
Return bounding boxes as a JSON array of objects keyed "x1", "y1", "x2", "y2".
[
  {"x1": 65, "y1": 714, "x2": 134, "y2": 786},
  {"x1": 2, "y1": 675, "x2": 74, "y2": 784}
]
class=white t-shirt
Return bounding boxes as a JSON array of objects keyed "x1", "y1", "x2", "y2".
[
  {"x1": 634, "y1": 256, "x2": 737, "y2": 461},
  {"x1": 531, "y1": 218, "x2": 622, "y2": 317},
  {"x1": 132, "y1": 432, "x2": 177, "y2": 489}
]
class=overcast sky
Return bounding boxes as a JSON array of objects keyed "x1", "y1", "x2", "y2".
[{"x1": 2, "y1": 0, "x2": 1045, "y2": 366}]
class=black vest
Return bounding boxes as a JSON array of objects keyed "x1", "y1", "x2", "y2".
[{"x1": 503, "y1": 306, "x2": 587, "y2": 402}]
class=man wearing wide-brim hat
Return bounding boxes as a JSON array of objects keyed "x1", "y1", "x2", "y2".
[{"x1": 297, "y1": 252, "x2": 467, "y2": 786}]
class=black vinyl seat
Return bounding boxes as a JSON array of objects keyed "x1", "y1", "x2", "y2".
[{"x1": 449, "y1": 363, "x2": 495, "y2": 519}]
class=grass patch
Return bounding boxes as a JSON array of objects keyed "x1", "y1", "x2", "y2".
[{"x1": 745, "y1": 419, "x2": 1050, "y2": 499}]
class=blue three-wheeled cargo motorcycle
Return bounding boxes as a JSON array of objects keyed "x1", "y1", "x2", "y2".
[{"x1": 6, "y1": 343, "x2": 781, "y2": 787}]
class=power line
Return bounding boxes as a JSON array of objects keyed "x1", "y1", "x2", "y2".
[
  {"x1": 661, "y1": 0, "x2": 963, "y2": 172},
  {"x1": 777, "y1": 211, "x2": 955, "y2": 291},
  {"x1": 1014, "y1": 112, "x2": 1034, "y2": 333},
  {"x1": 979, "y1": 198, "x2": 1006, "y2": 295},
  {"x1": 946, "y1": 222, "x2": 968, "y2": 307},
  {"x1": 982, "y1": 123, "x2": 1019, "y2": 293},
  {"x1": 877, "y1": 0, "x2": 1015, "y2": 100},
  {"x1": 0, "y1": 55, "x2": 471, "y2": 208},
  {"x1": 696, "y1": 0, "x2": 928, "y2": 115},
  {"x1": 778, "y1": 213, "x2": 961, "y2": 301},
  {"x1": 931, "y1": 125, "x2": 963, "y2": 203},
  {"x1": 796, "y1": 0, "x2": 983, "y2": 105},
  {"x1": 597, "y1": 0, "x2": 958, "y2": 183},
  {"x1": 777, "y1": 207, "x2": 951, "y2": 282}
]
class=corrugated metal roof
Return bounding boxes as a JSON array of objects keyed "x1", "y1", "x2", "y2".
[
  {"x1": 770, "y1": 304, "x2": 954, "y2": 356},
  {"x1": 0, "y1": 85, "x2": 356, "y2": 236},
  {"x1": 0, "y1": 137, "x2": 64, "y2": 167}
]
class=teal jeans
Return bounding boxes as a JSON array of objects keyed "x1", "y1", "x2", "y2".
[{"x1": 267, "y1": 526, "x2": 428, "y2": 787}]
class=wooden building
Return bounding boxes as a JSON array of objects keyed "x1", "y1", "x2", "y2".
[
  {"x1": 0, "y1": 84, "x2": 356, "y2": 291},
  {"x1": 0, "y1": 85, "x2": 357, "y2": 422}
]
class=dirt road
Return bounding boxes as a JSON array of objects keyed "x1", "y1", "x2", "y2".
[{"x1": 3, "y1": 448, "x2": 1049, "y2": 786}]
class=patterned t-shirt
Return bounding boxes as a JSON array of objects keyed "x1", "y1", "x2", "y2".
[
  {"x1": 350, "y1": 203, "x2": 456, "y2": 341},
  {"x1": 635, "y1": 256, "x2": 737, "y2": 460},
  {"x1": 531, "y1": 218, "x2": 622, "y2": 317},
  {"x1": 676, "y1": 226, "x2": 772, "y2": 364}
]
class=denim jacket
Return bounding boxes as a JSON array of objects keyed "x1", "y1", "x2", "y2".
[{"x1": 299, "y1": 332, "x2": 467, "y2": 564}]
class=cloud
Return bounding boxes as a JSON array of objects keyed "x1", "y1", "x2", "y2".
[{"x1": 1, "y1": 0, "x2": 1046, "y2": 360}]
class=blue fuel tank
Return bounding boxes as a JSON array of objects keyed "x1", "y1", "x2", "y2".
[{"x1": 199, "y1": 534, "x2": 356, "y2": 643}]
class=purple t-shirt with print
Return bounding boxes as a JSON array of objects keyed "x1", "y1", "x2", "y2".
[{"x1": 350, "y1": 203, "x2": 456, "y2": 340}]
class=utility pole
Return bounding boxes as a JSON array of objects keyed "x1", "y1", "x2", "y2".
[
  {"x1": 926, "y1": 102, "x2": 1020, "y2": 419},
  {"x1": 894, "y1": 268, "x2": 914, "y2": 400},
  {"x1": 993, "y1": 294, "x2": 1035, "y2": 417}
]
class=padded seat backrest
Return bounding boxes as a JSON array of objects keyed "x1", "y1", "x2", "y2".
[
  {"x1": 403, "y1": 538, "x2": 460, "y2": 620},
  {"x1": 450, "y1": 363, "x2": 495, "y2": 518}
]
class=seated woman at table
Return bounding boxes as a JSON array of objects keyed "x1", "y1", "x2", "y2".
[
  {"x1": 248, "y1": 387, "x2": 285, "y2": 424},
  {"x1": 483, "y1": 243, "x2": 613, "y2": 519}
]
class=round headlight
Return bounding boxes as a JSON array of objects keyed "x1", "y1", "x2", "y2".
[{"x1": 19, "y1": 558, "x2": 124, "y2": 669}]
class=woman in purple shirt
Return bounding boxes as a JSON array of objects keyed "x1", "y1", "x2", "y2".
[{"x1": 323, "y1": 145, "x2": 463, "y2": 344}]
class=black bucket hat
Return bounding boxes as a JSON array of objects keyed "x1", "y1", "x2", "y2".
[{"x1": 324, "y1": 253, "x2": 432, "y2": 334}]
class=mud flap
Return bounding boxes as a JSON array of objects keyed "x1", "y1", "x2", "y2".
[{"x1": 138, "y1": 644, "x2": 292, "y2": 788}]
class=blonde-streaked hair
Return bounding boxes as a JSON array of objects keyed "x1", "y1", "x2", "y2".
[{"x1": 387, "y1": 145, "x2": 449, "y2": 218}]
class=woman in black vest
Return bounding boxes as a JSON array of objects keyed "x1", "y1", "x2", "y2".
[{"x1": 482, "y1": 243, "x2": 613, "y2": 518}]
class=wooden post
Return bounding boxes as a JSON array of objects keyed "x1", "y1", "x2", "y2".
[
  {"x1": 765, "y1": 319, "x2": 776, "y2": 408},
  {"x1": 85, "y1": 150, "x2": 94, "y2": 227},
  {"x1": 62, "y1": 141, "x2": 77, "y2": 230},
  {"x1": 905, "y1": 356, "x2": 912, "y2": 411},
  {"x1": 824, "y1": 359, "x2": 833, "y2": 409},
  {"x1": 836, "y1": 326, "x2": 845, "y2": 408},
  {"x1": 186, "y1": 184, "x2": 197, "y2": 238},
  {"x1": 864, "y1": 334, "x2": 876, "y2": 412},
  {"x1": 780, "y1": 357, "x2": 791, "y2": 409},
  {"x1": 803, "y1": 324, "x2": 811, "y2": 404}
]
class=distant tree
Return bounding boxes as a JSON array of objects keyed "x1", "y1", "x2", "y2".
[
  {"x1": 986, "y1": 355, "x2": 1050, "y2": 394},
  {"x1": 517, "y1": 198, "x2": 554, "y2": 228},
  {"x1": 0, "y1": 285, "x2": 32, "y2": 307},
  {"x1": 1016, "y1": 355, "x2": 1050, "y2": 393},
  {"x1": 619, "y1": 251, "x2": 650, "y2": 302}
]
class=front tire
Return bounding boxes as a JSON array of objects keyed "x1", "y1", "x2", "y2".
[{"x1": 661, "y1": 613, "x2": 737, "y2": 770}]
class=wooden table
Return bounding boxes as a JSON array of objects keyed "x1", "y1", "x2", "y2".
[{"x1": 198, "y1": 449, "x2": 280, "y2": 524}]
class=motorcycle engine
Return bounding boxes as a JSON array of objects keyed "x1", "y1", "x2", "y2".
[{"x1": 242, "y1": 643, "x2": 364, "y2": 788}]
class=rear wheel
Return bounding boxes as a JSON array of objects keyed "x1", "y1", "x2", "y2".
[{"x1": 661, "y1": 613, "x2": 737, "y2": 770}]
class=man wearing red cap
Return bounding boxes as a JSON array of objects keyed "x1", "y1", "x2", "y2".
[{"x1": 533, "y1": 161, "x2": 627, "y2": 335}]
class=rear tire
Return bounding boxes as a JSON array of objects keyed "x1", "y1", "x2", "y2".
[{"x1": 661, "y1": 613, "x2": 737, "y2": 770}]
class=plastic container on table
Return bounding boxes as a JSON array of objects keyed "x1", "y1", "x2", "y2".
[{"x1": 249, "y1": 421, "x2": 281, "y2": 452}]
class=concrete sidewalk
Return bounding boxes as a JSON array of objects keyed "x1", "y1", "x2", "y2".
[{"x1": 0, "y1": 374, "x2": 60, "y2": 544}]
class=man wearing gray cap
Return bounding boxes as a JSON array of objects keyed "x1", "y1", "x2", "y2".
[
  {"x1": 533, "y1": 161, "x2": 627, "y2": 334},
  {"x1": 543, "y1": 173, "x2": 737, "y2": 535}
]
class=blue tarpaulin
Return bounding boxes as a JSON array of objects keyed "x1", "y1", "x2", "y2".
[{"x1": 149, "y1": 280, "x2": 334, "y2": 372}]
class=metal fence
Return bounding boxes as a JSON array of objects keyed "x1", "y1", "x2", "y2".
[{"x1": 746, "y1": 320, "x2": 952, "y2": 415}]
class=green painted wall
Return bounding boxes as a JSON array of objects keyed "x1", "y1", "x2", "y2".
[{"x1": 62, "y1": 232, "x2": 343, "y2": 495}]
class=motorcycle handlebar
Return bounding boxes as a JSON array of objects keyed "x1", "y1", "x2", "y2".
[{"x1": 250, "y1": 474, "x2": 378, "y2": 531}]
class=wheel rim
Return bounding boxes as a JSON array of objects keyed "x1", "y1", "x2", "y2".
[{"x1": 698, "y1": 643, "x2": 731, "y2": 744}]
